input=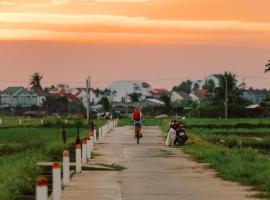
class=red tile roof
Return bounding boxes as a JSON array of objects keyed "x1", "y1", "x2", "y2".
[
  {"x1": 151, "y1": 89, "x2": 169, "y2": 94},
  {"x1": 54, "y1": 91, "x2": 79, "y2": 102}
]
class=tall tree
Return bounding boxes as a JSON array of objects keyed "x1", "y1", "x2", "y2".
[
  {"x1": 30, "y1": 73, "x2": 43, "y2": 91},
  {"x1": 173, "y1": 80, "x2": 192, "y2": 94},
  {"x1": 214, "y1": 72, "x2": 243, "y2": 104},
  {"x1": 193, "y1": 83, "x2": 200, "y2": 91},
  {"x1": 98, "y1": 97, "x2": 111, "y2": 111},
  {"x1": 203, "y1": 79, "x2": 216, "y2": 93},
  {"x1": 265, "y1": 59, "x2": 270, "y2": 72},
  {"x1": 128, "y1": 92, "x2": 142, "y2": 102},
  {"x1": 160, "y1": 93, "x2": 172, "y2": 110}
]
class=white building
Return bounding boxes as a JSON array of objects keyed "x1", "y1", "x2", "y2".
[
  {"x1": 107, "y1": 81, "x2": 152, "y2": 102},
  {"x1": 70, "y1": 88, "x2": 100, "y2": 107},
  {"x1": 192, "y1": 74, "x2": 221, "y2": 91}
]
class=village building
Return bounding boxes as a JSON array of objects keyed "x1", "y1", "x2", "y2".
[
  {"x1": 0, "y1": 87, "x2": 47, "y2": 108},
  {"x1": 150, "y1": 89, "x2": 169, "y2": 100},
  {"x1": 171, "y1": 91, "x2": 192, "y2": 102},
  {"x1": 107, "y1": 80, "x2": 152, "y2": 102}
]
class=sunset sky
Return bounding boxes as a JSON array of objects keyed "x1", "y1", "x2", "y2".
[{"x1": 0, "y1": 0, "x2": 270, "y2": 89}]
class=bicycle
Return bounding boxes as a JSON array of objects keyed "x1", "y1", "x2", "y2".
[{"x1": 135, "y1": 124, "x2": 142, "y2": 144}]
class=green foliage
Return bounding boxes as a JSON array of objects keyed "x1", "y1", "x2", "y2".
[
  {"x1": 203, "y1": 79, "x2": 216, "y2": 93},
  {"x1": 0, "y1": 121, "x2": 107, "y2": 199},
  {"x1": 193, "y1": 82, "x2": 200, "y2": 91},
  {"x1": 172, "y1": 80, "x2": 192, "y2": 94},
  {"x1": 98, "y1": 97, "x2": 112, "y2": 111},
  {"x1": 128, "y1": 92, "x2": 142, "y2": 102},
  {"x1": 42, "y1": 95, "x2": 69, "y2": 114}
]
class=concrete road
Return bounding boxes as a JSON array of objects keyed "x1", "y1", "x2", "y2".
[{"x1": 61, "y1": 126, "x2": 258, "y2": 200}]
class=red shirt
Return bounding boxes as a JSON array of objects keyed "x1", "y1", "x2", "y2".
[{"x1": 133, "y1": 111, "x2": 141, "y2": 121}]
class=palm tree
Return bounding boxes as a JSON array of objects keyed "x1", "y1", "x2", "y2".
[
  {"x1": 30, "y1": 73, "x2": 43, "y2": 91},
  {"x1": 214, "y1": 72, "x2": 243, "y2": 104},
  {"x1": 265, "y1": 60, "x2": 270, "y2": 73}
]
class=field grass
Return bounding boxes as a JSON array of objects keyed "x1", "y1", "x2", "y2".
[
  {"x1": 3, "y1": 117, "x2": 270, "y2": 199},
  {"x1": 0, "y1": 119, "x2": 107, "y2": 200},
  {"x1": 0, "y1": 117, "x2": 108, "y2": 128},
  {"x1": 183, "y1": 135, "x2": 270, "y2": 198},
  {"x1": 152, "y1": 118, "x2": 270, "y2": 198}
]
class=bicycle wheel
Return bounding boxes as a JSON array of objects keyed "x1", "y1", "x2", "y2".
[{"x1": 135, "y1": 125, "x2": 141, "y2": 144}]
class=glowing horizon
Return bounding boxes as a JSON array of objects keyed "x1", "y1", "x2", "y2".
[
  {"x1": 0, "y1": 0, "x2": 270, "y2": 46},
  {"x1": 0, "y1": 0, "x2": 270, "y2": 91}
]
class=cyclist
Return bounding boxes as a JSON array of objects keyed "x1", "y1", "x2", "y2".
[{"x1": 133, "y1": 107, "x2": 144, "y2": 138}]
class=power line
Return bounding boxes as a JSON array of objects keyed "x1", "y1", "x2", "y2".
[{"x1": 0, "y1": 74, "x2": 269, "y2": 87}]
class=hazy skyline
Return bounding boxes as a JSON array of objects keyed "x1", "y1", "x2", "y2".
[{"x1": 0, "y1": 0, "x2": 269, "y2": 90}]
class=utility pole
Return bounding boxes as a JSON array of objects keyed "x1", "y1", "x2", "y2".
[
  {"x1": 86, "y1": 76, "x2": 91, "y2": 124},
  {"x1": 86, "y1": 76, "x2": 94, "y2": 130},
  {"x1": 225, "y1": 72, "x2": 228, "y2": 120}
]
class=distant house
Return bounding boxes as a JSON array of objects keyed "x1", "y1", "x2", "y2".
[
  {"x1": 150, "y1": 89, "x2": 169, "y2": 100},
  {"x1": 171, "y1": 91, "x2": 192, "y2": 102},
  {"x1": 242, "y1": 89, "x2": 266, "y2": 103},
  {"x1": 190, "y1": 90, "x2": 207, "y2": 103},
  {"x1": 71, "y1": 88, "x2": 100, "y2": 107},
  {"x1": 54, "y1": 91, "x2": 79, "y2": 103},
  {"x1": 0, "y1": 87, "x2": 46, "y2": 108},
  {"x1": 107, "y1": 80, "x2": 152, "y2": 102}
]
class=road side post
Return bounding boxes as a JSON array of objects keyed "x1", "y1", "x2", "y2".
[
  {"x1": 87, "y1": 136, "x2": 91, "y2": 160},
  {"x1": 52, "y1": 162, "x2": 61, "y2": 200},
  {"x1": 94, "y1": 128, "x2": 97, "y2": 143},
  {"x1": 36, "y1": 177, "x2": 48, "y2": 200},
  {"x1": 76, "y1": 144, "x2": 82, "y2": 173},
  {"x1": 82, "y1": 140, "x2": 87, "y2": 164},
  {"x1": 63, "y1": 150, "x2": 70, "y2": 186}
]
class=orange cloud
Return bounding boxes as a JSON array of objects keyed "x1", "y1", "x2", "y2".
[{"x1": 0, "y1": 0, "x2": 270, "y2": 46}]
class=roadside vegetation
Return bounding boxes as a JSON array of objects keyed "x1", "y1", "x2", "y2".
[
  {"x1": 121, "y1": 118, "x2": 270, "y2": 198},
  {"x1": 0, "y1": 119, "x2": 106, "y2": 200}
]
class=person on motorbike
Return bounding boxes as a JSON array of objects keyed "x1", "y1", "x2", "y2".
[{"x1": 133, "y1": 107, "x2": 144, "y2": 138}]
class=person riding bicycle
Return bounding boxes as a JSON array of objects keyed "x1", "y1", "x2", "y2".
[{"x1": 133, "y1": 107, "x2": 144, "y2": 138}]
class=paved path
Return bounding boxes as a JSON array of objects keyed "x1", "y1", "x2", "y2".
[{"x1": 61, "y1": 126, "x2": 258, "y2": 200}]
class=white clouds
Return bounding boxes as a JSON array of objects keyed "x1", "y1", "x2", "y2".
[
  {"x1": 0, "y1": 12, "x2": 269, "y2": 46},
  {"x1": 92, "y1": 0, "x2": 151, "y2": 2},
  {"x1": 52, "y1": 0, "x2": 71, "y2": 5},
  {"x1": 0, "y1": 13, "x2": 270, "y2": 32},
  {"x1": 0, "y1": 0, "x2": 71, "y2": 7}
]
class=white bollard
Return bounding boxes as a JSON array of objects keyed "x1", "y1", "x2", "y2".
[
  {"x1": 94, "y1": 129, "x2": 97, "y2": 143},
  {"x1": 63, "y1": 150, "x2": 70, "y2": 186},
  {"x1": 87, "y1": 136, "x2": 91, "y2": 160},
  {"x1": 101, "y1": 126, "x2": 104, "y2": 137},
  {"x1": 103, "y1": 125, "x2": 106, "y2": 135},
  {"x1": 40, "y1": 119, "x2": 43, "y2": 125},
  {"x1": 99, "y1": 127, "x2": 102, "y2": 138},
  {"x1": 36, "y1": 177, "x2": 48, "y2": 200},
  {"x1": 19, "y1": 119, "x2": 22, "y2": 126},
  {"x1": 0, "y1": 118, "x2": 2, "y2": 125},
  {"x1": 82, "y1": 140, "x2": 87, "y2": 164},
  {"x1": 65, "y1": 119, "x2": 68, "y2": 124},
  {"x1": 89, "y1": 131, "x2": 94, "y2": 151},
  {"x1": 52, "y1": 162, "x2": 61, "y2": 200},
  {"x1": 76, "y1": 144, "x2": 82, "y2": 173},
  {"x1": 90, "y1": 136, "x2": 93, "y2": 153}
]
